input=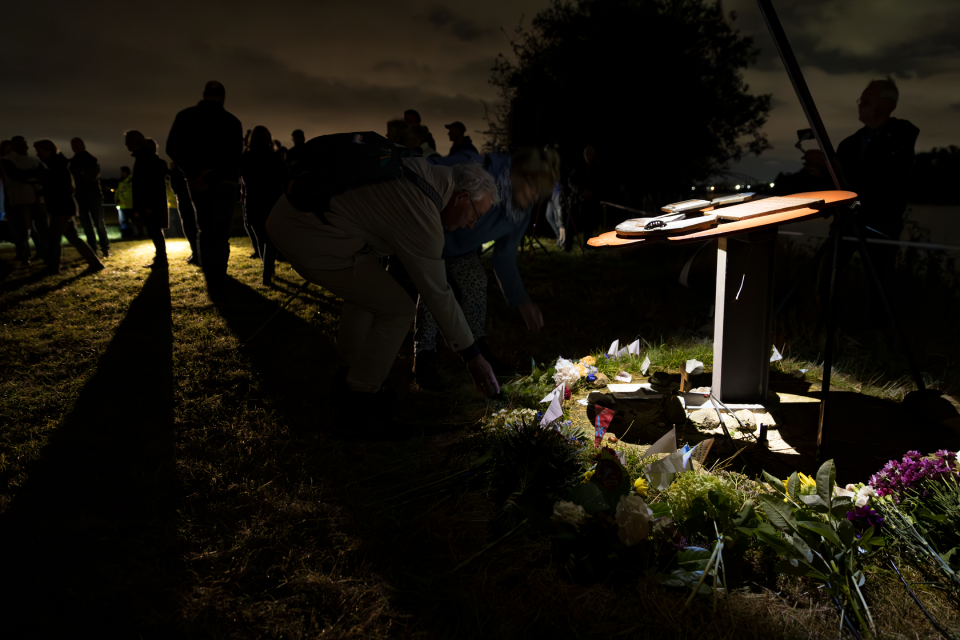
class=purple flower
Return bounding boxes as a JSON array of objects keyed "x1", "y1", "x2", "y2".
[
  {"x1": 869, "y1": 449, "x2": 960, "y2": 503},
  {"x1": 847, "y1": 505, "x2": 883, "y2": 532}
]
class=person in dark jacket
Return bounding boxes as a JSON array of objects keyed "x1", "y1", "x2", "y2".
[
  {"x1": 125, "y1": 131, "x2": 169, "y2": 268},
  {"x1": 285, "y1": 129, "x2": 306, "y2": 173},
  {"x1": 165, "y1": 80, "x2": 242, "y2": 299},
  {"x1": 169, "y1": 162, "x2": 199, "y2": 265},
  {"x1": 241, "y1": 126, "x2": 288, "y2": 286},
  {"x1": 1, "y1": 136, "x2": 47, "y2": 266},
  {"x1": 444, "y1": 122, "x2": 478, "y2": 156},
  {"x1": 32, "y1": 140, "x2": 103, "y2": 274},
  {"x1": 69, "y1": 138, "x2": 109, "y2": 258},
  {"x1": 809, "y1": 78, "x2": 919, "y2": 318}
]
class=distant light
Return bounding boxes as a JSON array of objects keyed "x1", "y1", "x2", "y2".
[
  {"x1": 691, "y1": 186, "x2": 696, "y2": 191},
  {"x1": 710, "y1": 186, "x2": 715, "y2": 191},
  {"x1": 769, "y1": 182, "x2": 775, "y2": 188},
  {"x1": 735, "y1": 184, "x2": 741, "y2": 190},
  {"x1": 110, "y1": 188, "x2": 115, "y2": 192},
  {"x1": 746, "y1": 185, "x2": 751, "y2": 189}
]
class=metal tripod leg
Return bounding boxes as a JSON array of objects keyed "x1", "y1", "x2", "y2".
[
  {"x1": 237, "y1": 280, "x2": 311, "y2": 349},
  {"x1": 816, "y1": 212, "x2": 844, "y2": 464}
]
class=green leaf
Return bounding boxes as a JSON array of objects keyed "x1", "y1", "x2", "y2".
[
  {"x1": 859, "y1": 526, "x2": 874, "y2": 545},
  {"x1": 763, "y1": 471, "x2": 786, "y2": 495},
  {"x1": 787, "y1": 472, "x2": 800, "y2": 502},
  {"x1": 798, "y1": 494, "x2": 828, "y2": 510},
  {"x1": 568, "y1": 482, "x2": 610, "y2": 514},
  {"x1": 758, "y1": 494, "x2": 798, "y2": 532},
  {"x1": 837, "y1": 519, "x2": 855, "y2": 546},
  {"x1": 797, "y1": 520, "x2": 841, "y2": 546},
  {"x1": 732, "y1": 499, "x2": 755, "y2": 527},
  {"x1": 678, "y1": 547, "x2": 713, "y2": 570},
  {"x1": 787, "y1": 533, "x2": 814, "y2": 563},
  {"x1": 816, "y1": 459, "x2": 836, "y2": 509},
  {"x1": 650, "y1": 502, "x2": 672, "y2": 519},
  {"x1": 751, "y1": 528, "x2": 795, "y2": 557}
]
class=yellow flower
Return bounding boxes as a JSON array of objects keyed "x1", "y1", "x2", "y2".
[
  {"x1": 576, "y1": 362, "x2": 588, "y2": 376},
  {"x1": 798, "y1": 472, "x2": 817, "y2": 492},
  {"x1": 582, "y1": 469, "x2": 596, "y2": 484},
  {"x1": 580, "y1": 356, "x2": 596, "y2": 366},
  {"x1": 633, "y1": 477, "x2": 649, "y2": 496}
]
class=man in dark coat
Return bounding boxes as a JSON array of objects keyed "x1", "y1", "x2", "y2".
[
  {"x1": 810, "y1": 78, "x2": 919, "y2": 322},
  {"x1": 69, "y1": 138, "x2": 110, "y2": 258},
  {"x1": 165, "y1": 80, "x2": 242, "y2": 299},
  {"x1": 444, "y1": 122, "x2": 478, "y2": 156},
  {"x1": 125, "y1": 131, "x2": 169, "y2": 268}
]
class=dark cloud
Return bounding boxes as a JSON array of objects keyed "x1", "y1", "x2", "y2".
[
  {"x1": 425, "y1": 5, "x2": 496, "y2": 42},
  {"x1": 1, "y1": 0, "x2": 956, "y2": 183}
]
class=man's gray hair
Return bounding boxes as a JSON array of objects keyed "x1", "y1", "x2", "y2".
[{"x1": 452, "y1": 163, "x2": 500, "y2": 206}]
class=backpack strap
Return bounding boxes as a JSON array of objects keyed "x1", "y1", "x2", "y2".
[{"x1": 402, "y1": 169, "x2": 443, "y2": 214}]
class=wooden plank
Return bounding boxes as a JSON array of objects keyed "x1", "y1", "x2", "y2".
[{"x1": 714, "y1": 196, "x2": 823, "y2": 221}]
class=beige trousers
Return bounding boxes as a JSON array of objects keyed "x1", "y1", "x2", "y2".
[{"x1": 290, "y1": 256, "x2": 416, "y2": 393}]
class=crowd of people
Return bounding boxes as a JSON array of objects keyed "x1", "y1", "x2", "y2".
[{"x1": 0, "y1": 76, "x2": 914, "y2": 437}]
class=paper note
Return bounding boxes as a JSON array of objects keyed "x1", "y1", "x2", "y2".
[
  {"x1": 615, "y1": 371, "x2": 632, "y2": 382},
  {"x1": 540, "y1": 382, "x2": 564, "y2": 404},
  {"x1": 607, "y1": 339, "x2": 619, "y2": 355},
  {"x1": 690, "y1": 438, "x2": 714, "y2": 466},
  {"x1": 644, "y1": 444, "x2": 693, "y2": 490},
  {"x1": 640, "y1": 427, "x2": 676, "y2": 461},
  {"x1": 685, "y1": 359, "x2": 704, "y2": 375},
  {"x1": 628, "y1": 339, "x2": 640, "y2": 356},
  {"x1": 540, "y1": 393, "x2": 563, "y2": 427},
  {"x1": 641, "y1": 355, "x2": 650, "y2": 375},
  {"x1": 616, "y1": 347, "x2": 629, "y2": 358},
  {"x1": 770, "y1": 345, "x2": 783, "y2": 362}
]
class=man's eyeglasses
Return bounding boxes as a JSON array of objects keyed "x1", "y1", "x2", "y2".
[{"x1": 469, "y1": 198, "x2": 482, "y2": 224}]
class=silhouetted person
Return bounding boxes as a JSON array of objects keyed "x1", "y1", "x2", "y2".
[
  {"x1": 166, "y1": 80, "x2": 243, "y2": 299},
  {"x1": 115, "y1": 165, "x2": 139, "y2": 239},
  {"x1": 403, "y1": 109, "x2": 436, "y2": 150},
  {"x1": 240, "y1": 126, "x2": 288, "y2": 286},
  {"x1": 286, "y1": 129, "x2": 306, "y2": 172},
  {"x1": 32, "y1": 140, "x2": 103, "y2": 274},
  {"x1": 1, "y1": 136, "x2": 48, "y2": 266},
  {"x1": 168, "y1": 162, "x2": 199, "y2": 264},
  {"x1": 274, "y1": 139, "x2": 288, "y2": 162},
  {"x1": 69, "y1": 137, "x2": 109, "y2": 257},
  {"x1": 445, "y1": 121, "x2": 477, "y2": 156},
  {"x1": 126, "y1": 132, "x2": 168, "y2": 268},
  {"x1": 811, "y1": 78, "x2": 919, "y2": 324},
  {"x1": 386, "y1": 120, "x2": 407, "y2": 144}
]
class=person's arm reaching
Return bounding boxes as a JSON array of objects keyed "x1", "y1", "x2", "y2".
[
  {"x1": 393, "y1": 245, "x2": 499, "y2": 396},
  {"x1": 489, "y1": 211, "x2": 543, "y2": 331}
]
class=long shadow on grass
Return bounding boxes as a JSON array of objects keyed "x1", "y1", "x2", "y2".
[
  {"x1": 0, "y1": 267, "x2": 177, "y2": 636},
  {"x1": 214, "y1": 275, "x2": 340, "y2": 429}
]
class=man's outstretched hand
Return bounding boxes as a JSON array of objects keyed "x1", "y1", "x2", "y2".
[
  {"x1": 519, "y1": 301, "x2": 544, "y2": 332},
  {"x1": 466, "y1": 354, "x2": 500, "y2": 398}
]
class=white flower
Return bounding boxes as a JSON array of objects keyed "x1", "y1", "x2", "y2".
[
  {"x1": 553, "y1": 357, "x2": 581, "y2": 388},
  {"x1": 856, "y1": 485, "x2": 877, "y2": 508},
  {"x1": 615, "y1": 494, "x2": 654, "y2": 546},
  {"x1": 551, "y1": 500, "x2": 588, "y2": 529},
  {"x1": 833, "y1": 484, "x2": 856, "y2": 500}
]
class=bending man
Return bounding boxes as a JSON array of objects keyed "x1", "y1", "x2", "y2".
[{"x1": 267, "y1": 154, "x2": 500, "y2": 433}]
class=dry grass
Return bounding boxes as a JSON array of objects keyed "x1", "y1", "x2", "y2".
[{"x1": 1, "y1": 235, "x2": 958, "y2": 637}]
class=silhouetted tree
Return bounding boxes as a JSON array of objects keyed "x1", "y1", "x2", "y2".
[{"x1": 485, "y1": 0, "x2": 771, "y2": 205}]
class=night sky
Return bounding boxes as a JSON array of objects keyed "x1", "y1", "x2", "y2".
[{"x1": 3, "y1": 0, "x2": 957, "y2": 181}]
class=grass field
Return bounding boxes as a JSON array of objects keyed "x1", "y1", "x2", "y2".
[{"x1": 1, "y1": 234, "x2": 959, "y2": 637}]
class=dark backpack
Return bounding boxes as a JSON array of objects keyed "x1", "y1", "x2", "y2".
[{"x1": 286, "y1": 131, "x2": 442, "y2": 218}]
